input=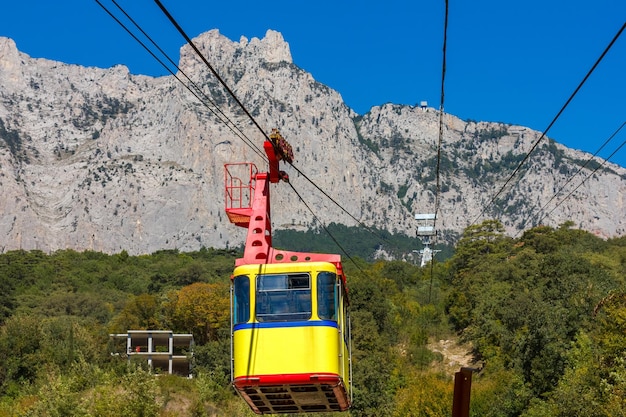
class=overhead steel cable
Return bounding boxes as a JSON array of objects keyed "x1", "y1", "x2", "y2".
[
  {"x1": 286, "y1": 182, "x2": 369, "y2": 276},
  {"x1": 426, "y1": 0, "x2": 449, "y2": 304},
  {"x1": 433, "y1": 0, "x2": 449, "y2": 232},
  {"x1": 286, "y1": 163, "x2": 390, "y2": 241},
  {"x1": 537, "y1": 126, "x2": 626, "y2": 227},
  {"x1": 95, "y1": 0, "x2": 268, "y2": 162},
  {"x1": 100, "y1": 0, "x2": 394, "y2": 259},
  {"x1": 110, "y1": 0, "x2": 267, "y2": 162},
  {"x1": 516, "y1": 121, "x2": 626, "y2": 236},
  {"x1": 152, "y1": 0, "x2": 399, "y2": 249},
  {"x1": 106, "y1": 0, "x2": 368, "y2": 259},
  {"x1": 471, "y1": 21, "x2": 626, "y2": 227},
  {"x1": 154, "y1": 0, "x2": 273, "y2": 144}
]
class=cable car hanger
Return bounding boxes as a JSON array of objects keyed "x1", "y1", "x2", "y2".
[{"x1": 225, "y1": 130, "x2": 352, "y2": 414}]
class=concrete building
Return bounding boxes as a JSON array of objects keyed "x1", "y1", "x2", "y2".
[{"x1": 109, "y1": 330, "x2": 194, "y2": 377}]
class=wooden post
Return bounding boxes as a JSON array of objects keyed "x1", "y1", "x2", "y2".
[{"x1": 451, "y1": 367, "x2": 473, "y2": 417}]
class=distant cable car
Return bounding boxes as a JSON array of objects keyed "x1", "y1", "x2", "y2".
[{"x1": 225, "y1": 130, "x2": 352, "y2": 414}]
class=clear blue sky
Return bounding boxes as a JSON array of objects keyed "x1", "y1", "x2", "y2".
[{"x1": 1, "y1": 1, "x2": 625, "y2": 167}]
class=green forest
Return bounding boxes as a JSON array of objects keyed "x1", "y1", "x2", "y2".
[{"x1": 0, "y1": 220, "x2": 624, "y2": 416}]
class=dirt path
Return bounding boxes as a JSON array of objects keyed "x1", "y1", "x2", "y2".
[{"x1": 427, "y1": 337, "x2": 475, "y2": 376}]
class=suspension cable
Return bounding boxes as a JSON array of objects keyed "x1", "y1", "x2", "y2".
[
  {"x1": 287, "y1": 181, "x2": 369, "y2": 276},
  {"x1": 538, "y1": 129, "x2": 626, "y2": 227},
  {"x1": 154, "y1": 0, "x2": 273, "y2": 144},
  {"x1": 100, "y1": 0, "x2": 403, "y2": 261},
  {"x1": 516, "y1": 121, "x2": 626, "y2": 235},
  {"x1": 427, "y1": 0, "x2": 449, "y2": 303},
  {"x1": 151, "y1": 0, "x2": 396, "y2": 248},
  {"x1": 470, "y1": 21, "x2": 626, "y2": 227},
  {"x1": 433, "y1": 0, "x2": 449, "y2": 231},
  {"x1": 95, "y1": 0, "x2": 267, "y2": 162}
]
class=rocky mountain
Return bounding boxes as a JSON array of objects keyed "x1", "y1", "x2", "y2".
[{"x1": 1, "y1": 30, "x2": 625, "y2": 255}]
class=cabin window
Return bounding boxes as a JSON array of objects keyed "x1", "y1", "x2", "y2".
[
  {"x1": 317, "y1": 272, "x2": 338, "y2": 320},
  {"x1": 233, "y1": 275, "x2": 250, "y2": 325},
  {"x1": 256, "y1": 273, "x2": 311, "y2": 322}
]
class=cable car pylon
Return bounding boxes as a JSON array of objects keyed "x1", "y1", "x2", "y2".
[{"x1": 414, "y1": 213, "x2": 440, "y2": 267}]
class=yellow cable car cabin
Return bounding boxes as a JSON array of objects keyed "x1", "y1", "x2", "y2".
[
  {"x1": 225, "y1": 130, "x2": 352, "y2": 414},
  {"x1": 232, "y1": 261, "x2": 351, "y2": 413}
]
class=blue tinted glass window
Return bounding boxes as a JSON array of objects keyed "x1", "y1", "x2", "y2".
[
  {"x1": 256, "y1": 273, "x2": 311, "y2": 322},
  {"x1": 317, "y1": 272, "x2": 337, "y2": 320},
  {"x1": 233, "y1": 275, "x2": 250, "y2": 325}
]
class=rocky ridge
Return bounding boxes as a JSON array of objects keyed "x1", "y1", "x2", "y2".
[{"x1": 0, "y1": 30, "x2": 624, "y2": 255}]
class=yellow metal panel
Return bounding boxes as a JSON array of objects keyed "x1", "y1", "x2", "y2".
[
  {"x1": 232, "y1": 261, "x2": 349, "y2": 387},
  {"x1": 233, "y1": 325, "x2": 340, "y2": 378}
]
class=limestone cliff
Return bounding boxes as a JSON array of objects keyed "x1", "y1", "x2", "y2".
[{"x1": 0, "y1": 31, "x2": 624, "y2": 255}]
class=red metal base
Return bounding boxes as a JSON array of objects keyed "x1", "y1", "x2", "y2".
[{"x1": 233, "y1": 373, "x2": 351, "y2": 414}]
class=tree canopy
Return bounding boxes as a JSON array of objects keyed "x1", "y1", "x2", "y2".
[{"x1": 0, "y1": 223, "x2": 624, "y2": 416}]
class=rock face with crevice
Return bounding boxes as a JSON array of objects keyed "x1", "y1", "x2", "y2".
[{"x1": 0, "y1": 30, "x2": 624, "y2": 255}]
